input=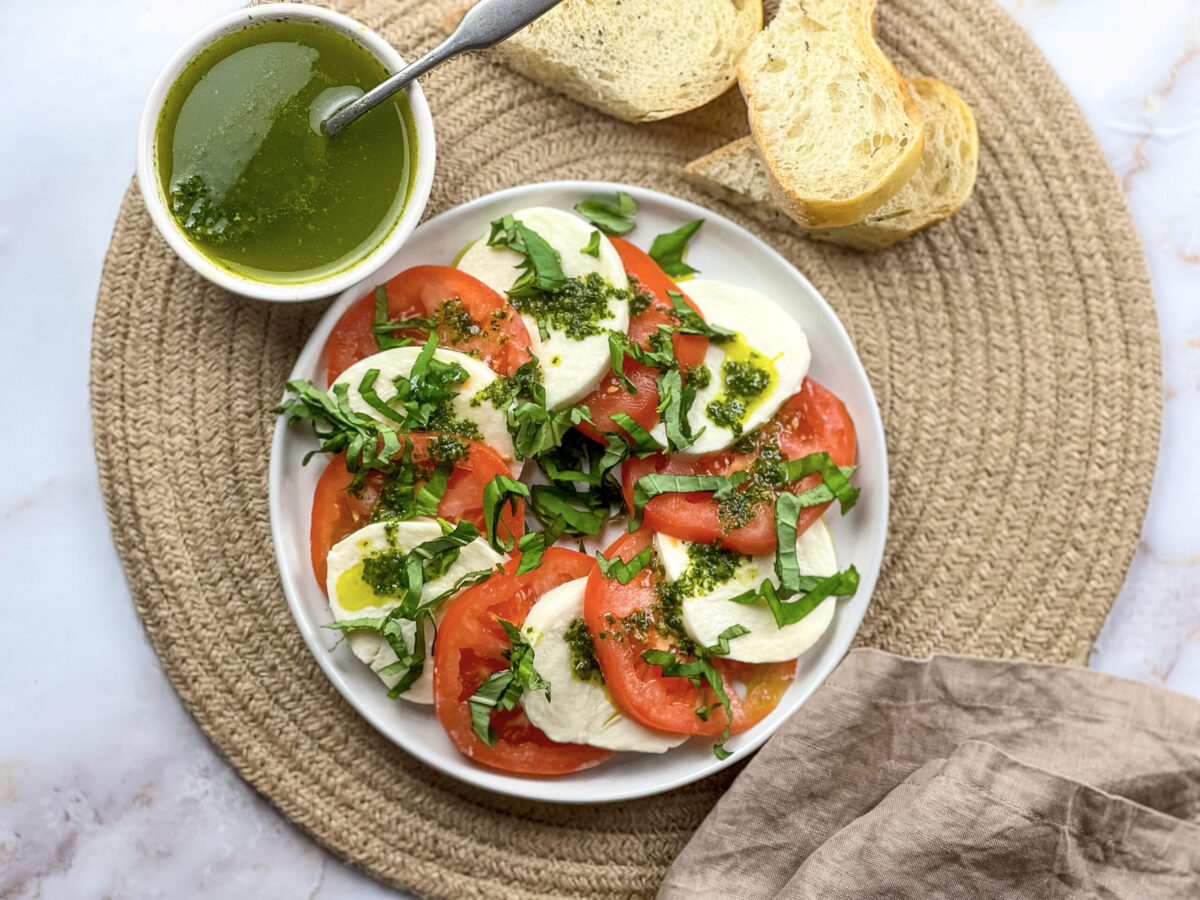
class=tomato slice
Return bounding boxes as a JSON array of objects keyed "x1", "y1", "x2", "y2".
[
  {"x1": 433, "y1": 549, "x2": 612, "y2": 775},
  {"x1": 575, "y1": 238, "x2": 709, "y2": 443},
  {"x1": 584, "y1": 529, "x2": 795, "y2": 737},
  {"x1": 308, "y1": 434, "x2": 523, "y2": 590},
  {"x1": 325, "y1": 265, "x2": 533, "y2": 383},
  {"x1": 621, "y1": 379, "x2": 857, "y2": 555}
]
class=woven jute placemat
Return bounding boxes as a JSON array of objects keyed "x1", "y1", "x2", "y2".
[{"x1": 91, "y1": 0, "x2": 1160, "y2": 896}]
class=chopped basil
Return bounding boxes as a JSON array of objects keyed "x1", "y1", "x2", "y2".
[
  {"x1": 640, "y1": 623, "x2": 747, "y2": 759},
  {"x1": 530, "y1": 484, "x2": 606, "y2": 536},
  {"x1": 370, "y1": 437, "x2": 463, "y2": 524},
  {"x1": 609, "y1": 413, "x2": 660, "y2": 456},
  {"x1": 666, "y1": 290, "x2": 734, "y2": 341},
  {"x1": 629, "y1": 471, "x2": 748, "y2": 529},
  {"x1": 778, "y1": 452, "x2": 860, "y2": 514},
  {"x1": 323, "y1": 524, "x2": 490, "y2": 699},
  {"x1": 726, "y1": 490, "x2": 860, "y2": 626},
  {"x1": 482, "y1": 474, "x2": 530, "y2": 552},
  {"x1": 649, "y1": 220, "x2": 703, "y2": 279},
  {"x1": 487, "y1": 215, "x2": 567, "y2": 295},
  {"x1": 574, "y1": 191, "x2": 637, "y2": 235},
  {"x1": 514, "y1": 517, "x2": 567, "y2": 575},
  {"x1": 656, "y1": 365, "x2": 705, "y2": 452},
  {"x1": 371, "y1": 285, "x2": 414, "y2": 350},
  {"x1": 274, "y1": 379, "x2": 400, "y2": 490},
  {"x1": 582, "y1": 230, "x2": 602, "y2": 257},
  {"x1": 595, "y1": 546, "x2": 653, "y2": 584},
  {"x1": 469, "y1": 619, "x2": 551, "y2": 746},
  {"x1": 327, "y1": 607, "x2": 430, "y2": 697},
  {"x1": 509, "y1": 401, "x2": 592, "y2": 459}
]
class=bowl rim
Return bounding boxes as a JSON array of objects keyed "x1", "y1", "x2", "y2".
[
  {"x1": 135, "y1": 2, "x2": 436, "y2": 303},
  {"x1": 268, "y1": 180, "x2": 891, "y2": 803}
]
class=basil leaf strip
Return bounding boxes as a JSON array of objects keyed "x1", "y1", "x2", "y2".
[
  {"x1": 595, "y1": 547, "x2": 653, "y2": 584},
  {"x1": 509, "y1": 402, "x2": 592, "y2": 459},
  {"x1": 607, "y1": 332, "x2": 640, "y2": 394},
  {"x1": 630, "y1": 472, "x2": 747, "y2": 529},
  {"x1": 515, "y1": 517, "x2": 568, "y2": 575},
  {"x1": 574, "y1": 191, "x2": 637, "y2": 235},
  {"x1": 369, "y1": 284, "x2": 443, "y2": 348},
  {"x1": 469, "y1": 619, "x2": 550, "y2": 746},
  {"x1": 530, "y1": 484, "x2": 606, "y2": 536},
  {"x1": 582, "y1": 230, "x2": 602, "y2": 257},
  {"x1": 487, "y1": 215, "x2": 567, "y2": 295},
  {"x1": 482, "y1": 475, "x2": 531, "y2": 552},
  {"x1": 656, "y1": 366, "x2": 705, "y2": 452},
  {"x1": 640, "y1": 623, "x2": 746, "y2": 759},
  {"x1": 609, "y1": 413, "x2": 661, "y2": 456},
  {"x1": 725, "y1": 491, "x2": 860, "y2": 627},
  {"x1": 274, "y1": 380, "x2": 400, "y2": 490},
  {"x1": 729, "y1": 569, "x2": 860, "y2": 628},
  {"x1": 357, "y1": 368, "x2": 408, "y2": 425},
  {"x1": 371, "y1": 285, "x2": 415, "y2": 350},
  {"x1": 649, "y1": 220, "x2": 703, "y2": 278},
  {"x1": 413, "y1": 460, "x2": 453, "y2": 518},
  {"x1": 666, "y1": 290, "x2": 735, "y2": 341},
  {"x1": 778, "y1": 453, "x2": 860, "y2": 514}
]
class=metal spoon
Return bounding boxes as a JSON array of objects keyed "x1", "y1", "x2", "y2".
[{"x1": 323, "y1": 0, "x2": 564, "y2": 136}]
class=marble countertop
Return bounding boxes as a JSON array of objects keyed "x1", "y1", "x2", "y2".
[{"x1": 1, "y1": 1, "x2": 1198, "y2": 896}]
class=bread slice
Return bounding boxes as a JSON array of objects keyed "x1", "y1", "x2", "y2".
[
  {"x1": 738, "y1": 0, "x2": 924, "y2": 228},
  {"x1": 483, "y1": 0, "x2": 763, "y2": 123},
  {"x1": 687, "y1": 78, "x2": 978, "y2": 250}
]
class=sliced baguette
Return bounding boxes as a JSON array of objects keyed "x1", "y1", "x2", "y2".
[
  {"x1": 738, "y1": 0, "x2": 924, "y2": 228},
  {"x1": 687, "y1": 78, "x2": 978, "y2": 250},
  {"x1": 483, "y1": 0, "x2": 763, "y2": 123}
]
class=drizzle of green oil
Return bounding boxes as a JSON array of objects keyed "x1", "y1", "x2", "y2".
[
  {"x1": 155, "y1": 18, "x2": 417, "y2": 284},
  {"x1": 705, "y1": 335, "x2": 778, "y2": 437},
  {"x1": 336, "y1": 560, "x2": 387, "y2": 611},
  {"x1": 563, "y1": 618, "x2": 605, "y2": 685}
]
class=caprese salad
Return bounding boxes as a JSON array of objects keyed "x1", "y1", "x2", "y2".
[{"x1": 277, "y1": 193, "x2": 861, "y2": 775}]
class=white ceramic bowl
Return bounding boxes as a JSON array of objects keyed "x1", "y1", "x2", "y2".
[
  {"x1": 270, "y1": 182, "x2": 890, "y2": 802},
  {"x1": 135, "y1": 3, "x2": 436, "y2": 302}
]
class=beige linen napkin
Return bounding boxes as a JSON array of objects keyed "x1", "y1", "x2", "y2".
[{"x1": 660, "y1": 649, "x2": 1200, "y2": 899}]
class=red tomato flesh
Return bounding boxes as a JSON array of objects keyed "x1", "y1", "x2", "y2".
[
  {"x1": 308, "y1": 435, "x2": 523, "y2": 591},
  {"x1": 325, "y1": 265, "x2": 533, "y2": 384},
  {"x1": 433, "y1": 549, "x2": 612, "y2": 775},
  {"x1": 621, "y1": 379, "x2": 857, "y2": 555},
  {"x1": 576, "y1": 238, "x2": 709, "y2": 443},
  {"x1": 584, "y1": 529, "x2": 795, "y2": 737}
]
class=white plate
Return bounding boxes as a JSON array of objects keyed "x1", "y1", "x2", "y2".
[{"x1": 269, "y1": 181, "x2": 889, "y2": 803}]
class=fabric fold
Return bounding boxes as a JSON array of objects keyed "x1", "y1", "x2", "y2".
[{"x1": 659, "y1": 649, "x2": 1200, "y2": 899}]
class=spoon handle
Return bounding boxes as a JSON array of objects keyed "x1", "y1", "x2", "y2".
[{"x1": 324, "y1": 0, "x2": 564, "y2": 135}]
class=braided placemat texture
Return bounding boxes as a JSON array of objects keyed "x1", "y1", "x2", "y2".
[{"x1": 90, "y1": 0, "x2": 1160, "y2": 896}]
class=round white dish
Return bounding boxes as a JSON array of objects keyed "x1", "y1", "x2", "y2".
[
  {"x1": 136, "y1": 3, "x2": 436, "y2": 302},
  {"x1": 269, "y1": 181, "x2": 889, "y2": 803}
]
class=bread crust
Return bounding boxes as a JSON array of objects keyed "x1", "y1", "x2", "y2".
[
  {"x1": 687, "y1": 79, "x2": 979, "y2": 250},
  {"x1": 738, "y1": 0, "x2": 926, "y2": 228},
  {"x1": 482, "y1": 0, "x2": 764, "y2": 123}
]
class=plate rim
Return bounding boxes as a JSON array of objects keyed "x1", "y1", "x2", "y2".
[{"x1": 268, "y1": 179, "x2": 890, "y2": 803}]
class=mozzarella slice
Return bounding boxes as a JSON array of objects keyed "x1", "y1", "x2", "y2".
[
  {"x1": 655, "y1": 518, "x2": 838, "y2": 664},
  {"x1": 331, "y1": 346, "x2": 520, "y2": 476},
  {"x1": 326, "y1": 519, "x2": 503, "y2": 703},
  {"x1": 650, "y1": 280, "x2": 810, "y2": 456},
  {"x1": 520, "y1": 578, "x2": 687, "y2": 753},
  {"x1": 456, "y1": 206, "x2": 630, "y2": 410}
]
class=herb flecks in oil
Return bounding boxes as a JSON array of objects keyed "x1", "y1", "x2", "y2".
[{"x1": 564, "y1": 619, "x2": 604, "y2": 685}]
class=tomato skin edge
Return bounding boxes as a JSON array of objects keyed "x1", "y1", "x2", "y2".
[
  {"x1": 583, "y1": 530, "x2": 796, "y2": 739},
  {"x1": 432, "y1": 549, "x2": 613, "y2": 775},
  {"x1": 620, "y1": 379, "x2": 857, "y2": 554}
]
